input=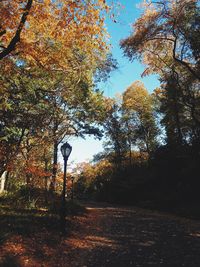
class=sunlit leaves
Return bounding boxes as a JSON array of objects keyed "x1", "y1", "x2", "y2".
[
  {"x1": 122, "y1": 81, "x2": 159, "y2": 155},
  {"x1": 121, "y1": 0, "x2": 200, "y2": 80},
  {"x1": 0, "y1": 0, "x2": 110, "y2": 74}
]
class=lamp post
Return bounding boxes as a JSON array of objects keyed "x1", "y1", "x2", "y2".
[{"x1": 60, "y1": 142, "x2": 72, "y2": 235}]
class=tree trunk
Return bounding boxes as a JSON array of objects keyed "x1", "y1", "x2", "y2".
[
  {"x1": 44, "y1": 158, "x2": 48, "y2": 203},
  {"x1": 126, "y1": 121, "x2": 132, "y2": 166},
  {"x1": 51, "y1": 140, "x2": 58, "y2": 191},
  {"x1": 0, "y1": 171, "x2": 8, "y2": 194},
  {"x1": 51, "y1": 119, "x2": 59, "y2": 192},
  {"x1": 174, "y1": 94, "x2": 183, "y2": 145},
  {"x1": 129, "y1": 145, "x2": 132, "y2": 166}
]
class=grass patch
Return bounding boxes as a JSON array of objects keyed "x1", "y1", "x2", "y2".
[{"x1": 0, "y1": 188, "x2": 86, "y2": 248}]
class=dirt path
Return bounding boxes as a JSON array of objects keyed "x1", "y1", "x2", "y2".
[
  {"x1": 68, "y1": 202, "x2": 200, "y2": 267},
  {"x1": 1, "y1": 202, "x2": 200, "y2": 266}
]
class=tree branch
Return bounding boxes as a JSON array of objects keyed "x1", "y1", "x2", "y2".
[
  {"x1": 0, "y1": 29, "x2": 6, "y2": 37},
  {"x1": 172, "y1": 31, "x2": 200, "y2": 80},
  {"x1": 0, "y1": 0, "x2": 33, "y2": 60}
]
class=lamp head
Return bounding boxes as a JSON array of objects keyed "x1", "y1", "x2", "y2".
[{"x1": 61, "y1": 142, "x2": 72, "y2": 160}]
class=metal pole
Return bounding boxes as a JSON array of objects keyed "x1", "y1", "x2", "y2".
[{"x1": 61, "y1": 157, "x2": 67, "y2": 234}]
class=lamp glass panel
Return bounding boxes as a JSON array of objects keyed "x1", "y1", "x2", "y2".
[
  {"x1": 65, "y1": 147, "x2": 71, "y2": 157},
  {"x1": 61, "y1": 142, "x2": 72, "y2": 158}
]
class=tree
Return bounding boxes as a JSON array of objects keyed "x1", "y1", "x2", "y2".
[
  {"x1": 0, "y1": 0, "x2": 117, "y2": 189},
  {"x1": 154, "y1": 72, "x2": 200, "y2": 146},
  {"x1": 0, "y1": 0, "x2": 33, "y2": 60},
  {"x1": 102, "y1": 98, "x2": 128, "y2": 169},
  {"x1": 0, "y1": 60, "x2": 111, "y2": 192},
  {"x1": 121, "y1": 0, "x2": 200, "y2": 148},
  {"x1": 0, "y1": 0, "x2": 110, "y2": 74},
  {"x1": 120, "y1": 0, "x2": 200, "y2": 80},
  {"x1": 0, "y1": 65, "x2": 51, "y2": 173},
  {"x1": 46, "y1": 76, "x2": 107, "y2": 191},
  {"x1": 122, "y1": 81, "x2": 159, "y2": 157}
]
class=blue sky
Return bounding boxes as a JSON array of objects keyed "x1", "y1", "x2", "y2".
[
  {"x1": 66, "y1": 0, "x2": 160, "y2": 168},
  {"x1": 102, "y1": 0, "x2": 160, "y2": 97}
]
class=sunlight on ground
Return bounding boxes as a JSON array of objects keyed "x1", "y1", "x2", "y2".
[
  {"x1": 190, "y1": 232, "x2": 200, "y2": 238},
  {"x1": 85, "y1": 235, "x2": 119, "y2": 248},
  {"x1": 138, "y1": 241, "x2": 156, "y2": 247},
  {"x1": 67, "y1": 235, "x2": 119, "y2": 250}
]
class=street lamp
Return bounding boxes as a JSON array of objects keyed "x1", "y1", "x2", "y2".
[{"x1": 60, "y1": 141, "x2": 72, "y2": 234}]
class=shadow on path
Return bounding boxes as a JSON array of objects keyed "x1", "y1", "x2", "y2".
[
  {"x1": 70, "y1": 202, "x2": 200, "y2": 267},
  {"x1": 1, "y1": 202, "x2": 200, "y2": 266}
]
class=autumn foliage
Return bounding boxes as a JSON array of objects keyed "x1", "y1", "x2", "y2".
[
  {"x1": 0, "y1": 0, "x2": 200, "y2": 235},
  {"x1": 75, "y1": 0, "x2": 200, "y2": 205},
  {"x1": 0, "y1": 0, "x2": 110, "y2": 68}
]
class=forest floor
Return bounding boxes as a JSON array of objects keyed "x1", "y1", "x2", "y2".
[{"x1": 1, "y1": 201, "x2": 200, "y2": 266}]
